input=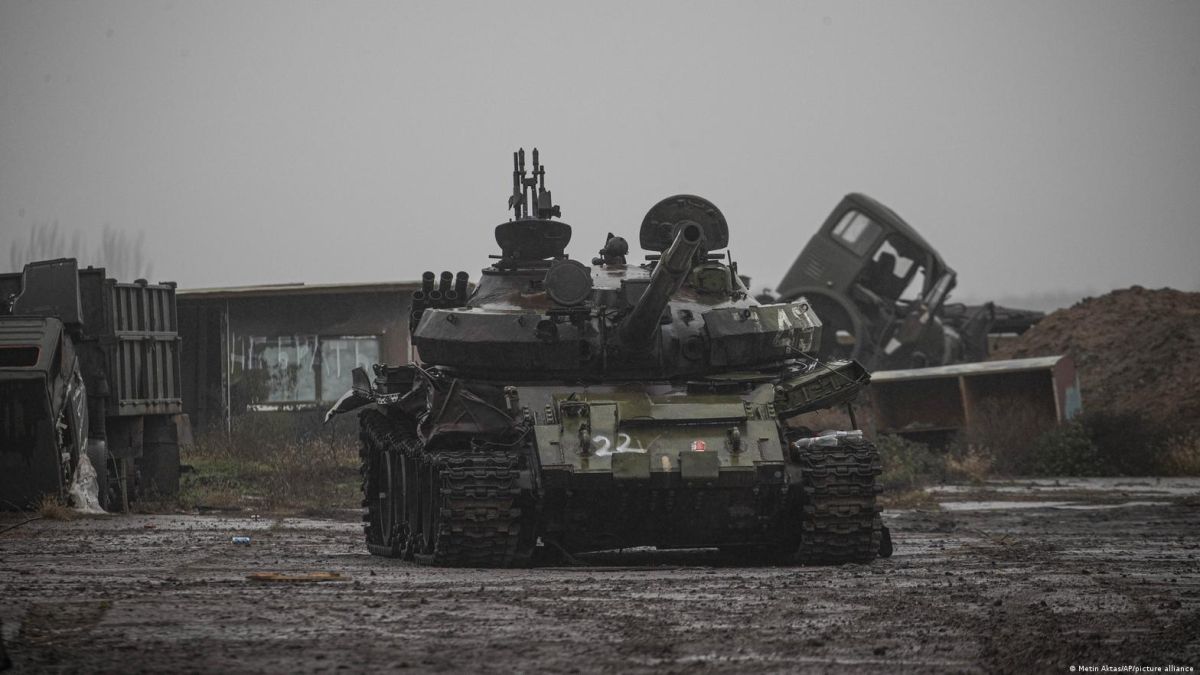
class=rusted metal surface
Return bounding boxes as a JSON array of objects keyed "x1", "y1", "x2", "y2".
[{"x1": 868, "y1": 354, "x2": 1081, "y2": 442}]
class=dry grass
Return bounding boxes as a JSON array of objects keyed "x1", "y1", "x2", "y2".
[
  {"x1": 1019, "y1": 411, "x2": 1197, "y2": 477},
  {"x1": 1158, "y1": 431, "x2": 1200, "y2": 476},
  {"x1": 876, "y1": 434, "x2": 953, "y2": 490},
  {"x1": 961, "y1": 396, "x2": 1050, "y2": 475},
  {"x1": 945, "y1": 447, "x2": 994, "y2": 484},
  {"x1": 36, "y1": 494, "x2": 74, "y2": 521},
  {"x1": 171, "y1": 408, "x2": 1198, "y2": 520},
  {"x1": 179, "y1": 414, "x2": 362, "y2": 517},
  {"x1": 872, "y1": 399, "x2": 1200, "y2": 496}
]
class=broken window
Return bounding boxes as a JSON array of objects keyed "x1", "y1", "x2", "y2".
[
  {"x1": 862, "y1": 237, "x2": 928, "y2": 302},
  {"x1": 253, "y1": 336, "x2": 318, "y2": 403},
  {"x1": 318, "y1": 337, "x2": 379, "y2": 402},
  {"x1": 831, "y1": 210, "x2": 882, "y2": 256},
  {"x1": 0, "y1": 347, "x2": 39, "y2": 368},
  {"x1": 230, "y1": 334, "x2": 381, "y2": 407},
  {"x1": 898, "y1": 263, "x2": 928, "y2": 303}
]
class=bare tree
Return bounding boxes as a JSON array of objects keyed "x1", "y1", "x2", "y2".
[
  {"x1": 11, "y1": 221, "x2": 77, "y2": 270},
  {"x1": 96, "y1": 225, "x2": 153, "y2": 280},
  {"x1": 7, "y1": 222, "x2": 152, "y2": 280},
  {"x1": 7, "y1": 221, "x2": 87, "y2": 271}
]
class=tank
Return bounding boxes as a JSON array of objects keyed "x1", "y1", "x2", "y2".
[{"x1": 326, "y1": 149, "x2": 891, "y2": 566}]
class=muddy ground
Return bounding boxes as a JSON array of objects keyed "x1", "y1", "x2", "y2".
[{"x1": 2, "y1": 479, "x2": 1199, "y2": 674}]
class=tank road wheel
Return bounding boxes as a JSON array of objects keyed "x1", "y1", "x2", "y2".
[
  {"x1": 795, "y1": 437, "x2": 884, "y2": 565},
  {"x1": 359, "y1": 409, "x2": 417, "y2": 558},
  {"x1": 412, "y1": 449, "x2": 535, "y2": 568}
]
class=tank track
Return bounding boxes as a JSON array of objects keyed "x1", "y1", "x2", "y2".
[
  {"x1": 359, "y1": 409, "x2": 418, "y2": 558},
  {"x1": 795, "y1": 437, "x2": 883, "y2": 565},
  {"x1": 360, "y1": 411, "x2": 534, "y2": 566},
  {"x1": 415, "y1": 449, "x2": 533, "y2": 568}
]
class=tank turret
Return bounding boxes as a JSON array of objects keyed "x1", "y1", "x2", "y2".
[{"x1": 328, "y1": 149, "x2": 890, "y2": 568}]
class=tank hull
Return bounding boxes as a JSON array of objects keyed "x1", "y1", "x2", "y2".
[{"x1": 356, "y1": 376, "x2": 884, "y2": 566}]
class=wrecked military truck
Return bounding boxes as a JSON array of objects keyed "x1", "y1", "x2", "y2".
[
  {"x1": 328, "y1": 149, "x2": 891, "y2": 567},
  {"x1": 766, "y1": 193, "x2": 1043, "y2": 371},
  {"x1": 0, "y1": 259, "x2": 185, "y2": 511}
]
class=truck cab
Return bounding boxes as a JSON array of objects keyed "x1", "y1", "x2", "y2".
[
  {"x1": 776, "y1": 193, "x2": 963, "y2": 370},
  {"x1": 0, "y1": 315, "x2": 89, "y2": 508}
]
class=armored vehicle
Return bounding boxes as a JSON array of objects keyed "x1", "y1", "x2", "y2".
[
  {"x1": 327, "y1": 150, "x2": 890, "y2": 566},
  {"x1": 0, "y1": 259, "x2": 185, "y2": 511},
  {"x1": 769, "y1": 193, "x2": 1043, "y2": 371}
]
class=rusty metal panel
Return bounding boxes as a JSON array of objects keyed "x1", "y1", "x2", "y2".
[
  {"x1": 1052, "y1": 356, "x2": 1084, "y2": 420},
  {"x1": 108, "y1": 280, "x2": 182, "y2": 416},
  {"x1": 869, "y1": 355, "x2": 1079, "y2": 441},
  {"x1": 872, "y1": 376, "x2": 965, "y2": 435},
  {"x1": 870, "y1": 356, "x2": 1066, "y2": 382}
]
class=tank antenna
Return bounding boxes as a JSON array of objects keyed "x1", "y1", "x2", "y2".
[
  {"x1": 532, "y1": 147, "x2": 561, "y2": 219},
  {"x1": 508, "y1": 151, "x2": 523, "y2": 220},
  {"x1": 521, "y1": 149, "x2": 531, "y2": 217},
  {"x1": 507, "y1": 147, "x2": 560, "y2": 220}
]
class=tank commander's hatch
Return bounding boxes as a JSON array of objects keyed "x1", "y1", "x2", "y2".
[{"x1": 640, "y1": 194, "x2": 729, "y2": 252}]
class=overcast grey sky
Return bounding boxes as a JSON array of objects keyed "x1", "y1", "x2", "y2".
[{"x1": 2, "y1": 1, "x2": 1198, "y2": 304}]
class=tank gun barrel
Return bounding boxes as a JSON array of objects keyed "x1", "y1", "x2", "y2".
[{"x1": 618, "y1": 221, "x2": 703, "y2": 347}]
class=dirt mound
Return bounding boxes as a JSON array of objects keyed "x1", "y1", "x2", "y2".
[{"x1": 990, "y1": 286, "x2": 1200, "y2": 432}]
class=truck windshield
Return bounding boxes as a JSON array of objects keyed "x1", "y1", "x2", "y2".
[
  {"x1": 831, "y1": 210, "x2": 881, "y2": 256},
  {"x1": 0, "y1": 346, "x2": 39, "y2": 368},
  {"x1": 862, "y1": 237, "x2": 928, "y2": 302}
]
